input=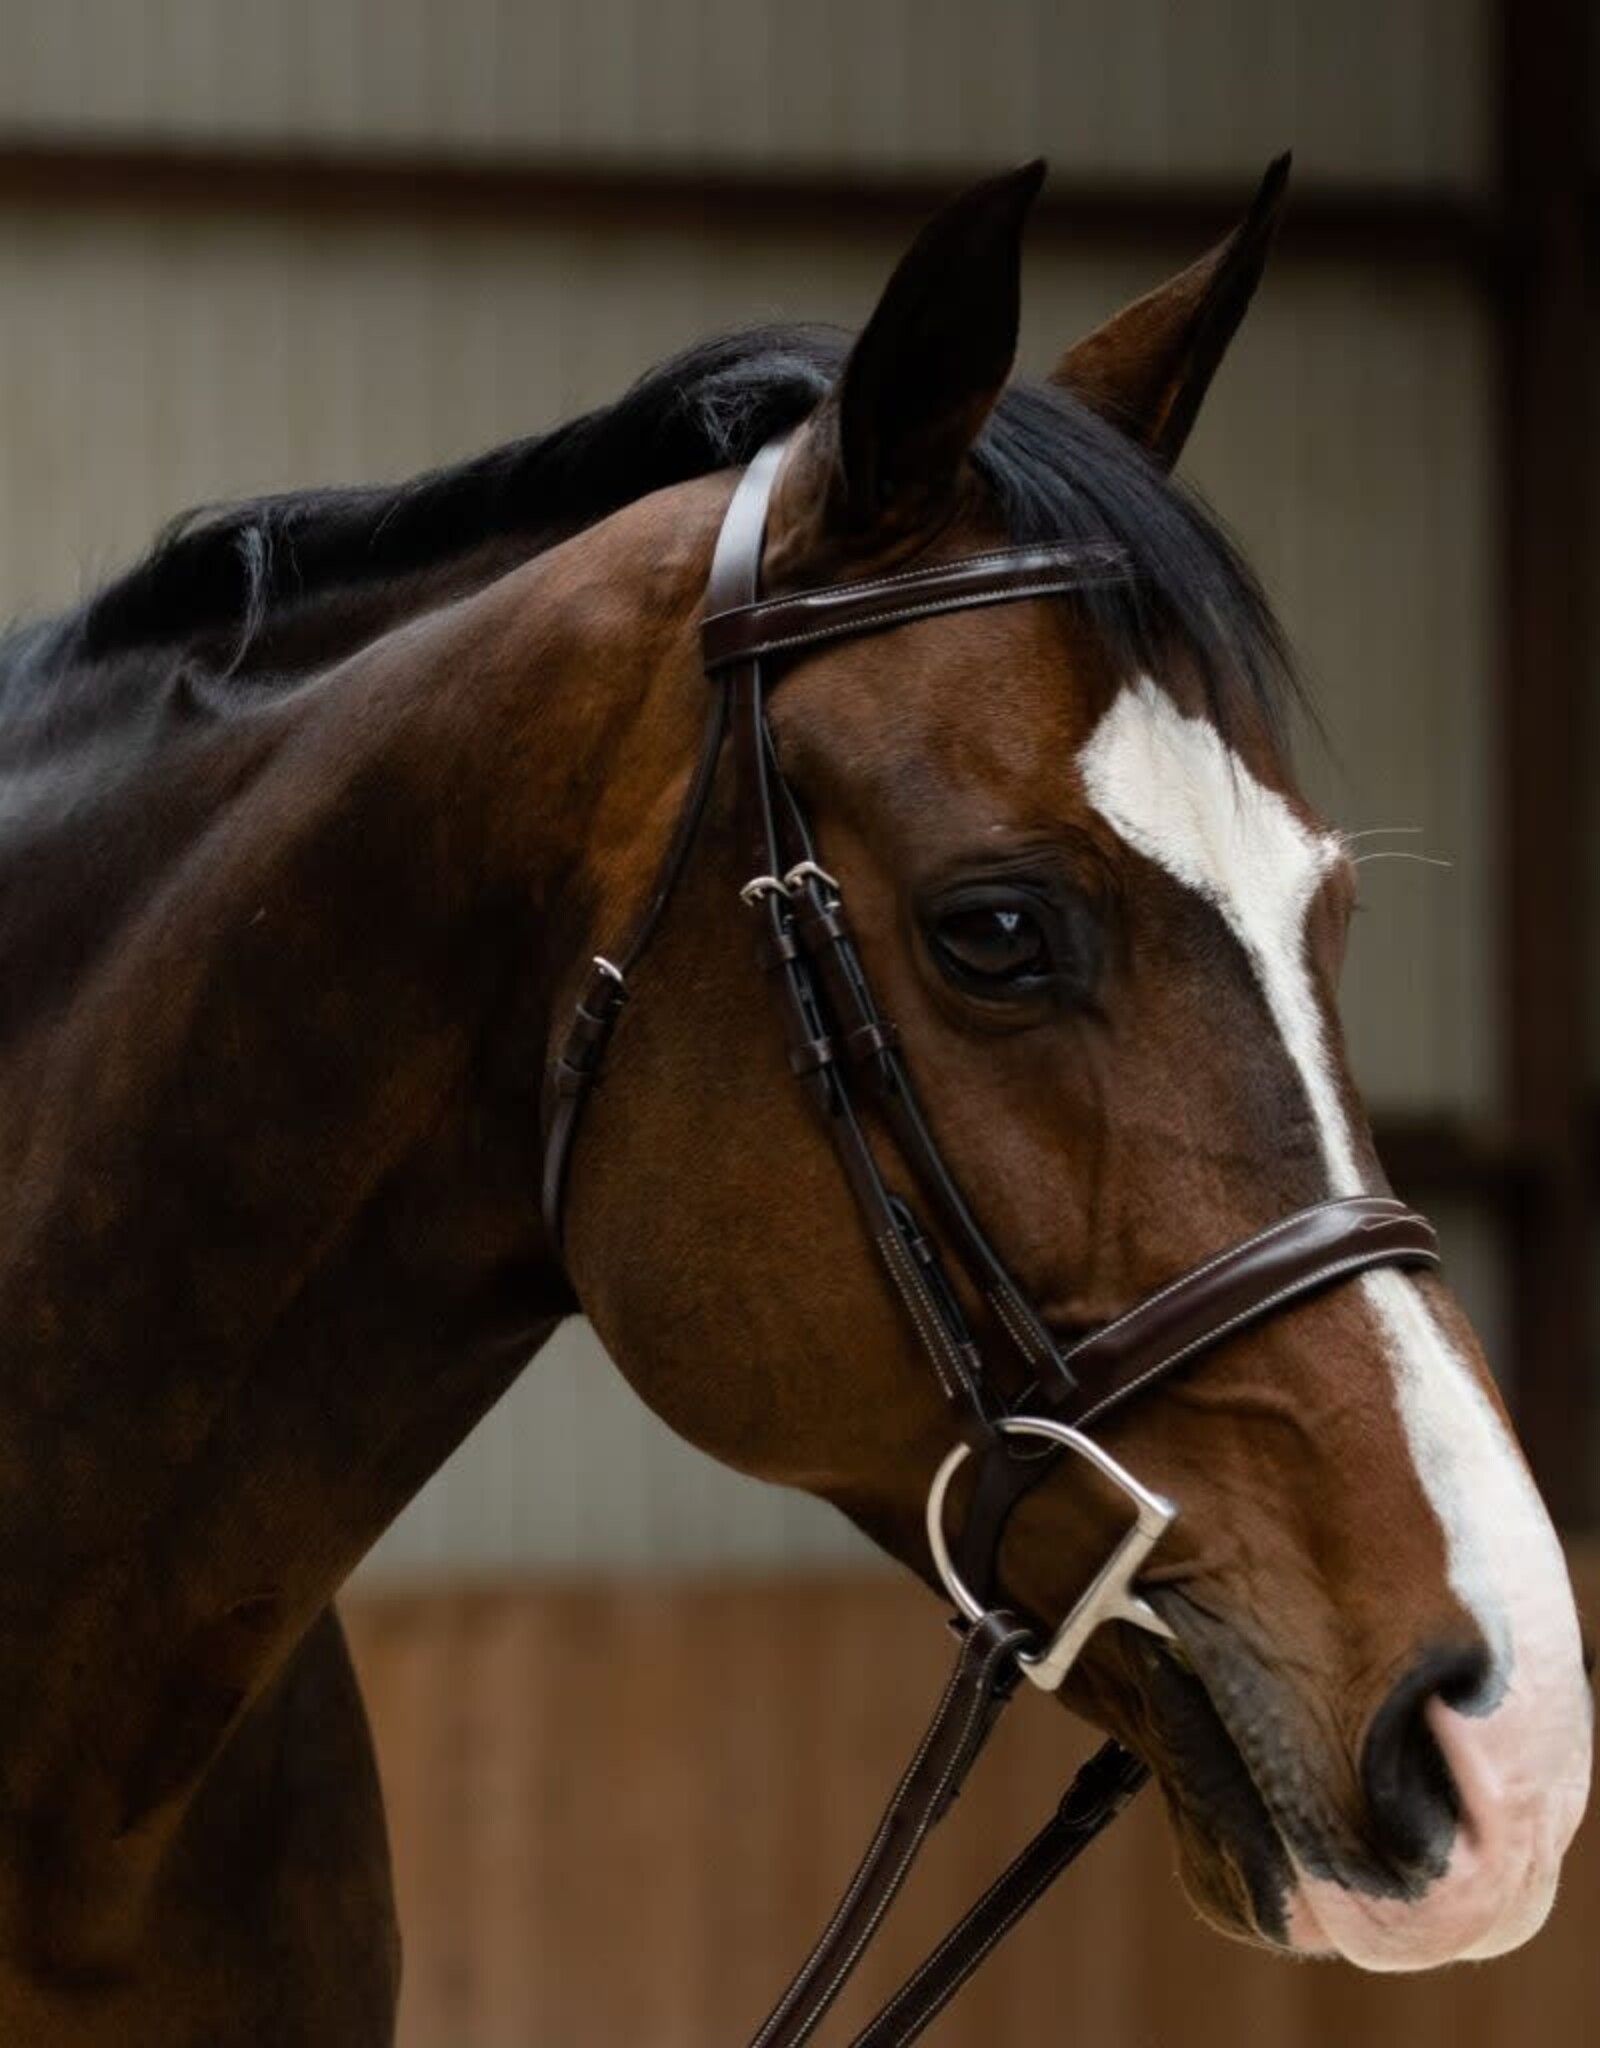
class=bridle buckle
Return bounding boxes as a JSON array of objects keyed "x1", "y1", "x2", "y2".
[
  {"x1": 926, "y1": 1415, "x2": 1177, "y2": 1693},
  {"x1": 739, "y1": 859, "x2": 841, "y2": 908}
]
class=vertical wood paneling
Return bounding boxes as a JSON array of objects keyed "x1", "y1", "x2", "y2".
[
  {"x1": 340, "y1": 1559, "x2": 1599, "y2": 2048},
  {"x1": 0, "y1": 0, "x2": 1493, "y2": 188}
]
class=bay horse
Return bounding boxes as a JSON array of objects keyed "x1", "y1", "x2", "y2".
[{"x1": 0, "y1": 157, "x2": 1589, "y2": 2043}]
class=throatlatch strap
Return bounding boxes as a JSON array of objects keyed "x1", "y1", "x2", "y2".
[
  {"x1": 538, "y1": 683, "x2": 728, "y2": 1236},
  {"x1": 539, "y1": 440, "x2": 788, "y2": 1240}
]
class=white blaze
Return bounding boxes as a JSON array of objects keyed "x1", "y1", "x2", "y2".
[{"x1": 1078, "y1": 676, "x2": 1591, "y2": 1967}]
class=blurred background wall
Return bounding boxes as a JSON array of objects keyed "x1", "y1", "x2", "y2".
[{"x1": 0, "y1": 3, "x2": 1592, "y2": 2043}]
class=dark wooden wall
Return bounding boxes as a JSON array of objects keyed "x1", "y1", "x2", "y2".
[{"x1": 343, "y1": 1551, "x2": 1598, "y2": 2048}]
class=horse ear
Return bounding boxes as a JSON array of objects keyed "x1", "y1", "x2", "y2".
[
  {"x1": 1051, "y1": 155, "x2": 1290, "y2": 468},
  {"x1": 811, "y1": 161, "x2": 1045, "y2": 533}
]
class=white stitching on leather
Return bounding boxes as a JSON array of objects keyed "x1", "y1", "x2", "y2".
[
  {"x1": 858, "y1": 1827, "x2": 1068, "y2": 2042},
  {"x1": 986, "y1": 1285, "x2": 1046, "y2": 1365},
  {"x1": 1061, "y1": 1198, "x2": 1404, "y2": 1367},
  {"x1": 769, "y1": 541, "x2": 1129, "y2": 605},
  {"x1": 1070, "y1": 1247, "x2": 1423, "y2": 1431},
  {"x1": 880, "y1": 1231, "x2": 955, "y2": 1395},
  {"x1": 709, "y1": 571, "x2": 1132, "y2": 664},
  {"x1": 878, "y1": 1229, "x2": 961, "y2": 1401},
  {"x1": 711, "y1": 542, "x2": 1129, "y2": 618},
  {"x1": 748, "y1": 1650, "x2": 969, "y2": 2048},
  {"x1": 748, "y1": 1624, "x2": 1028, "y2": 2048},
  {"x1": 753, "y1": 1625, "x2": 1029, "y2": 2048}
]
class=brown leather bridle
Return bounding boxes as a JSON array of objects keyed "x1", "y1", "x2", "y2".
[{"x1": 542, "y1": 437, "x2": 1440, "y2": 2045}]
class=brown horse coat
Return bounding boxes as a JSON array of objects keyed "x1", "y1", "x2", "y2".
[{"x1": 0, "y1": 163, "x2": 1586, "y2": 2040}]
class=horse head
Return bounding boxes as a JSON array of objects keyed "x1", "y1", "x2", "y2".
[{"x1": 558, "y1": 162, "x2": 1592, "y2": 1971}]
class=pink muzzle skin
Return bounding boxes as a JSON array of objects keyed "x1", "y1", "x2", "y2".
[{"x1": 1284, "y1": 1682, "x2": 1592, "y2": 1970}]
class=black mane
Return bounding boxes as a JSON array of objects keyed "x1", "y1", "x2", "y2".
[{"x1": 41, "y1": 326, "x2": 1295, "y2": 730}]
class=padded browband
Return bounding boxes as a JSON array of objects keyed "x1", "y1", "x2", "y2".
[
  {"x1": 702, "y1": 539, "x2": 1132, "y2": 671},
  {"x1": 1048, "y1": 1195, "x2": 1440, "y2": 1430}
]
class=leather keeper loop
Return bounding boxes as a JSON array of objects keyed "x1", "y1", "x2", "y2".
[
  {"x1": 846, "y1": 1019, "x2": 899, "y2": 1061},
  {"x1": 795, "y1": 899, "x2": 851, "y2": 947},
  {"x1": 572, "y1": 961, "x2": 628, "y2": 1022},
  {"x1": 548, "y1": 965, "x2": 628, "y2": 1094},
  {"x1": 566, "y1": 1002, "x2": 619, "y2": 1057},
  {"x1": 755, "y1": 921, "x2": 803, "y2": 971},
  {"x1": 788, "y1": 1034, "x2": 835, "y2": 1078},
  {"x1": 551, "y1": 1057, "x2": 599, "y2": 1098},
  {"x1": 560, "y1": 1030, "x2": 606, "y2": 1076}
]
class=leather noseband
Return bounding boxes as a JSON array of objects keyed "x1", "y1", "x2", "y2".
[{"x1": 541, "y1": 436, "x2": 1440, "y2": 2047}]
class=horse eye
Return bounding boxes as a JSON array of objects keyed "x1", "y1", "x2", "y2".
[{"x1": 932, "y1": 902, "x2": 1050, "y2": 989}]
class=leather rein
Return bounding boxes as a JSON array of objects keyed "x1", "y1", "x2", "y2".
[{"x1": 542, "y1": 436, "x2": 1440, "y2": 2045}]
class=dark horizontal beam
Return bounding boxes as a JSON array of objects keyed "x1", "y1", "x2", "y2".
[
  {"x1": 0, "y1": 134, "x2": 1501, "y2": 276},
  {"x1": 1370, "y1": 1113, "x2": 1533, "y2": 1204},
  {"x1": 1371, "y1": 1102, "x2": 1600, "y2": 1210}
]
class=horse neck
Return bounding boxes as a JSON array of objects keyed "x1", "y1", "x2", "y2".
[{"x1": 0, "y1": 484, "x2": 716, "y2": 1931}]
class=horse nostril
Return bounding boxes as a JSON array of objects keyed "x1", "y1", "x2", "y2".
[{"x1": 1361, "y1": 1643, "x2": 1493, "y2": 1881}]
